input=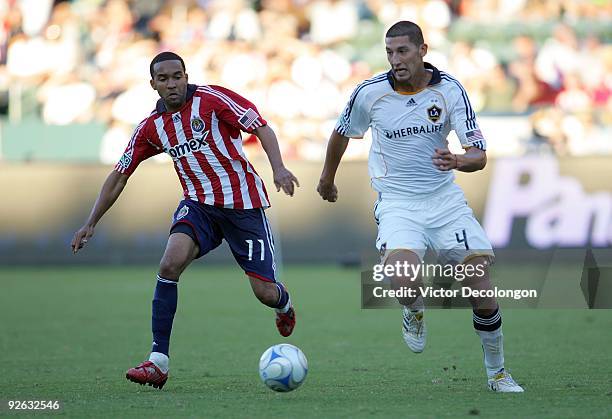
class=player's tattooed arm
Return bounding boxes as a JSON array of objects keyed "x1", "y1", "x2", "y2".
[
  {"x1": 432, "y1": 147, "x2": 487, "y2": 172},
  {"x1": 254, "y1": 125, "x2": 300, "y2": 197},
  {"x1": 71, "y1": 171, "x2": 129, "y2": 253},
  {"x1": 317, "y1": 130, "x2": 349, "y2": 202}
]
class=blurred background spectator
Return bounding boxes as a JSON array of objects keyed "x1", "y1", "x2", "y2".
[{"x1": 0, "y1": 0, "x2": 610, "y2": 161}]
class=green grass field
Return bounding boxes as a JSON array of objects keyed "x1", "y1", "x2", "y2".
[{"x1": 2, "y1": 265, "x2": 611, "y2": 418}]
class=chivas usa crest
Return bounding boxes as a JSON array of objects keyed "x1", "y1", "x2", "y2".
[
  {"x1": 176, "y1": 205, "x2": 189, "y2": 220},
  {"x1": 191, "y1": 117, "x2": 205, "y2": 133}
]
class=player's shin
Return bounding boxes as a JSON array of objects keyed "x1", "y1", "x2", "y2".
[
  {"x1": 150, "y1": 275, "x2": 178, "y2": 373},
  {"x1": 385, "y1": 251, "x2": 424, "y2": 310}
]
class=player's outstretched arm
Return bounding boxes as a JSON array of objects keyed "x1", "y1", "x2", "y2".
[
  {"x1": 432, "y1": 147, "x2": 487, "y2": 173},
  {"x1": 254, "y1": 125, "x2": 299, "y2": 197},
  {"x1": 71, "y1": 170, "x2": 129, "y2": 254},
  {"x1": 317, "y1": 130, "x2": 349, "y2": 203}
]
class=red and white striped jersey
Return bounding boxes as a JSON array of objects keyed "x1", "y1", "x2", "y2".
[{"x1": 115, "y1": 84, "x2": 270, "y2": 209}]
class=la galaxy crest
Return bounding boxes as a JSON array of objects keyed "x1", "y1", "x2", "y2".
[
  {"x1": 191, "y1": 117, "x2": 205, "y2": 133},
  {"x1": 427, "y1": 105, "x2": 442, "y2": 122}
]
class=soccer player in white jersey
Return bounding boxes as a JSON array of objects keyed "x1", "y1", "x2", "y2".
[
  {"x1": 317, "y1": 21, "x2": 523, "y2": 392},
  {"x1": 71, "y1": 52, "x2": 299, "y2": 389}
]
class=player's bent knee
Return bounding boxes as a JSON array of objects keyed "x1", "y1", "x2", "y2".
[
  {"x1": 158, "y1": 261, "x2": 182, "y2": 280},
  {"x1": 460, "y1": 255, "x2": 491, "y2": 285},
  {"x1": 158, "y1": 253, "x2": 191, "y2": 280},
  {"x1": 382, "y1": 248, "x2": 421, "y2": 266},
  {"x1": 383, "y1": 249, "x2": 423, "y2": 283},
  {"x1": 462, "y1": 254, "x2": 492, "y2": 268},
  {"x1": 379, "y1": 249, "x2": 424, "y2": 306},
  {"x1": 158, "y1": 233, "x2": 198, "y2": 279}
]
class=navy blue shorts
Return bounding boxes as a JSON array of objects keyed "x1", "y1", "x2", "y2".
[{"x1": 170, "y1": 199, "x2": 277, "y2": 282}]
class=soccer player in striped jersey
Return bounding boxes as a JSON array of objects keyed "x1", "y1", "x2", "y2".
[
  {"x1": 317, "y1": 21, "x2": 523, "y2": 392},
  {"x1": 71, "y1": 52, "x2": 299, "y2": 389}
]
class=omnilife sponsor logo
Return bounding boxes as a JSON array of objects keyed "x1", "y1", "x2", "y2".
[
  {"x1": 384, "y1": 124, "x2": 443, "y2": 139},
  {"x1": 164, "y1": 131, "x2": 210, "y2": 158}
]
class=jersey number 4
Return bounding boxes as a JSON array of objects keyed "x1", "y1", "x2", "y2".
[{"x1": 455, "y1": 229, "x2": 470, "y2": 250}]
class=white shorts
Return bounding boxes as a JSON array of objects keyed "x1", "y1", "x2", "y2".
[{"x1": 374, "y1": 183, "x2": 494, "y2": 264}]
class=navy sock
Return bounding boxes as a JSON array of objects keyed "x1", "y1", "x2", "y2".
[
  {"x1": 274, "y1": 282, "x2": 290, "y2": 309},
  {"x1": 151, "y1": 275, "x2": 178, "y2": 356}
]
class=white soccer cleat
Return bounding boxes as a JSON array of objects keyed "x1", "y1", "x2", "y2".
[
  {"x1": 401, "y1": 307, "x2": 427, "y2": 353},
  {"x1": 487, "y1": 369, "x2": 524, "y2": 393}
]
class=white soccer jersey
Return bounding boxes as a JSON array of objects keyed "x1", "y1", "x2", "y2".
[{"x1": 336, "y1": 63, "x2": 486, "y2": 198}]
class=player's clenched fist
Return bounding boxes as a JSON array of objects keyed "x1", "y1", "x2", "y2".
[
  {"x1": 317, "y1": 179, "x2": 338, "y2": 202},
  {"x1": 71, "y1": 225, "x2": 95, "y2": 254},
  {"x1": 432, "y1": 148, "x2": 458, "y2": 171}
]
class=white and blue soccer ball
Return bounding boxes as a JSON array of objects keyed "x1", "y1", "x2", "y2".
[{"x1": 258, "y1": 343, "x2": 308, "y2": 392}]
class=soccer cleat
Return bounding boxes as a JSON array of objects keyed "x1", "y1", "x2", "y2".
[
  {"x1": 487, "y1": 369, "x2": 524, "y2": 393},
  {"x1": 126, "y1": 360, "x2": 168, "y2": 389},
  {"x1": 276, "y1": 306, "x2": 296, "y2": 337},
  {"x1": 402, "y1": 307, "x2": 427, "y2": 353}
]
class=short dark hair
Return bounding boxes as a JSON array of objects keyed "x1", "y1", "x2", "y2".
[
  {"x1": 385, "y1": 21, "x2": 424, "y2": 46},
  {"x1": 150, "y1": 51, "x2": 186, "y2": 78}
]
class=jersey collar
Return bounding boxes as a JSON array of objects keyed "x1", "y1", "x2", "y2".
[
  {"x1": 386, "y1": 62, "x2": 441, "y2": 90},
  {"x1": 155, "y1": 83, "x2": 198, "y2": 113}
]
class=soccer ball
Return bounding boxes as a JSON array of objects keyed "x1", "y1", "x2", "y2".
[{"x1": 258, "y1": 343, "x2": 308, "y2": 392}]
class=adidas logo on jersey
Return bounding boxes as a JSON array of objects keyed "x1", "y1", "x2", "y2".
[
  {"x1": 406, "y1": 98, "x2": 418, "y2": 107},
  {"x1": 164, "y1": 131, "x2": 210, "y2": 159}
]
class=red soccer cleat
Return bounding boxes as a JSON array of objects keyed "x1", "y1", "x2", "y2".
[
  {"x1": 126, "y1": 361, "x2": 168, "y2": 389},
  {"x1": 276, "y1": 307, "x2": 296, "y2": 337}
]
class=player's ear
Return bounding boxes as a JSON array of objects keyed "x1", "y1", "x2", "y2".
[
  {"x1": 419, "y1": 43, "x2": 428, "y2": 58},
  {"x1": 184, "y1": 72, "x2": 188, "y2": 82},
  {"x1": 149, "y1": 78, "x2": 156, "y2": 90}
]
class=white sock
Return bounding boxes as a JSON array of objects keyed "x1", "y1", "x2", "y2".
[
  {"x1": 475, "y1": 328, "x2": 504, "y2": 378},
  {"x1": 149, "y1": 351, "x2": 169, "y2": 373},
  {"x1": 274, "y1": 297, "x2": 292, "y2": 314}
]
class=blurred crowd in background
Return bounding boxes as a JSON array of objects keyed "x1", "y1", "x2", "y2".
[{"x1": 1, "y1": 0, "x2": 611, "y2": 161}]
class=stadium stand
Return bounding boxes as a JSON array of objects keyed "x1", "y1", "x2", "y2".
[{"x1": 0, "y1": 0, "x2": 610, "y2": 161}]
